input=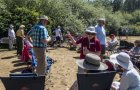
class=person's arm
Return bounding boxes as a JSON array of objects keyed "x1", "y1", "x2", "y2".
[
  {"x1": 27, "y1": 30, "x2": 33, "y2": 43},
  {"x1": 21, "y1": 30, "x2": 25, "y2": 39},
  {"x1": 67, "y1": 34, "x2": 77, "y2": 46},
  {"x1": 41, "y1": 36, "x2": 51, "y2": 43},
  {"x1": 119, "y1": 74, "x2": 130, "y2": 90},
  {"x1": 41, "y1": 28, "x2": 51, "y2": 44}
]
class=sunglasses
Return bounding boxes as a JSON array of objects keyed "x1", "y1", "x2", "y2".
[{"x1": 86, "y1": 32, "x2": 96, "y2": 35}]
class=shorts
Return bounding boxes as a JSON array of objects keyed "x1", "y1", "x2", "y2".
[{"x1": 56, "y1": 36, "x2": 61, "y2": 41}]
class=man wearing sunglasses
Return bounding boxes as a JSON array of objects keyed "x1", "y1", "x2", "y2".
[{"x1": 67, "y1": 26, "x2": 101, "y2": 59}]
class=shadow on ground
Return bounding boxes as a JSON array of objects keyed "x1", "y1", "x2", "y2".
[
  {"x1": 1, "y1": 55, "x2": 17, "y2": 60},
  {"x1": 10, "y1": 67, "x2": 27, "y2": 73}
]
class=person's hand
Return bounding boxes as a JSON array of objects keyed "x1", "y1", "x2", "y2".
[
  {"x1": 66, "y1": 33, "x2": 73, "y2": 39},
  {"x1": 83, "y1": 47, "x2": 90, "y2": 55}
]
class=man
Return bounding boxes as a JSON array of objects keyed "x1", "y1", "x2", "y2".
[
  {"x1": 95, "y1": 18, "x2": 106, "y2": 60},
  {"x1": 110, "y1": 52, "x2": 140, "y2": 90},
  {"x1": 8, "y1": 24, "x2": 15, "y2": 50},
  {"x1": 28, "y1": 15, "x2": 51, "y2": 75},
  {"x1": 107, "y1": 34, "x2": 119, "y2": 51},
  {"x1": 53, "y1": 25, "x2": 63, "y2": 47},
  {"x1": 68, "y1": 26, "x2": 101, "y2": 59}
]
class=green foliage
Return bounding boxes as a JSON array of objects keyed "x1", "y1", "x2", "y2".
[{"x1": 0, "y1": 0, "x2": 140, "y2": 37}]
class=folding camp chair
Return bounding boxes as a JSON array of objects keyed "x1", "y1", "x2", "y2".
[
  {"x1": 0, "y1": 73, "x2": 45, "y2": 90},
  {"x1": 77, "y1": 71, "x2": 116, "y2": 90}
]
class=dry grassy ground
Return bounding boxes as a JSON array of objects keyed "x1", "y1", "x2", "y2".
[{"x1": 0, "y1": 36, "x2": 139, "y2": 90}]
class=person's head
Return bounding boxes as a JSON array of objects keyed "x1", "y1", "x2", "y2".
[
  {"x1": 19, "y1": 25, "x2": 25, "y2": 30},
  {"x1": 57, "y1": 25, "x2": 61, "y2": 29},
  {"x1": 76, "y1": 53, "x2": 108, "y2": 73},
  {"x1": 85, "y1": 26, "x2": 96, "y2": 40},
  {"x1": 109, "y1": 34, "x2": 115, "y2": 39},
  {"x1": 9, "y1": 24, "x2": 14, "y2": 28},
  {"x1": 97, "y1": 18, "x2": 105, "y2": 26},
  {"x1": 110, "y1": 52, "x2": 134, "y2": 72},
  {"x1": 38, "y1": 15, "x2": 49, "y2": 26},
  {"x1": 134, "y1": 40, "x2": 140, "y2": 47}
]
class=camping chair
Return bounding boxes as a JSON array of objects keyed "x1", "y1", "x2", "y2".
[
  {"x1": 106, "y1": 42, "x2": 119, "y2": 57},
  {"x1": 77, "y1": 71, "x2": 116, "y2": 90},
  {"x1": 0, "y1": 73, "x2": 45, "y2": 90}
]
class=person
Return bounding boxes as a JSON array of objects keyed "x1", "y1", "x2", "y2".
[
  {"x1": 106, "y1": 34, "x2": 119, "y2": 51},
  {"x1": 95, "y1": 18, "x2": 106, "y2": 60},
  {"x1": 27, "y1": 15, "x2": 51, "y2": 75},
  {"x1": 53, "y1": 25, "x2": 63, "y2": 47},
  {"x1": 110, "y1": 52, "x2": 140, "y2": 90},
  {"x1": 68, "y1": 26, "x2": 101, "y2": 59},
  {"x1": 69, "y1": 53, "x2": 108, "y2": 90},
  {"x1": 16, "y1": 25, "x2": 25, "y2": 57},
  {"x1": 8, "y1": 24, "x2": 15, "y2": 50},
  {"x1": 129, "y1": 40, "x2": 140, "y2": 56}
]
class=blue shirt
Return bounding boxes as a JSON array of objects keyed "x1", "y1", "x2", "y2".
[
  {"x1": 95, "y1": 25, "x2": 106, "y2": 45},
  {"x1": 119, "y1": 68, "x2": 140, "y2": 90},
  {"x1": 28, "y1": 23, "x2": 49, "y2": 48}
]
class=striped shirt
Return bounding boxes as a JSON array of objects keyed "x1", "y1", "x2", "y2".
[{"x1": 28, "y1": 23, "x2": 49, "y2": 48}]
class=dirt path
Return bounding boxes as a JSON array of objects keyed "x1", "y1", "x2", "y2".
[
  {"x1": 0, "y1": 36, "x2": 139, "y2": 90},
  {"x1": 0, "y1": 47, "x2": 79, "y2": 90}
]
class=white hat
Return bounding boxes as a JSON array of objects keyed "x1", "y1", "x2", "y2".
[
  {"x1": 10, "y1": 24, "x2": 14, "y2": 28},
  {"x1": 98, "y1": 18, "x2": 106, "y2": 21},
  {"x1": 76, "y1": 53, "x2": 108, "y2": 71},
  {"x1": 110, "y1": 52, "x2": 133, "y2": 70},
  {"x1": 39, "y1": 15, "x2": 49, "y2": 21},
  {"x1": 85, "y1": 26, "x2": 96, "y2": 34}
]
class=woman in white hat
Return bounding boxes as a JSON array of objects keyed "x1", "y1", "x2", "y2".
[
  {"x1": 110, "y1": 52, "x2": 140, "y2": 90},
  {"x1": 67, "y1": 26, "x2": 101, "y2": 59}
]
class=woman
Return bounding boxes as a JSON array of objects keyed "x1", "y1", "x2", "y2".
[
  {"x1": 16, "y1": 25, "x2": 25, "y2": 58},
  {"x1": 67, "y1": 26, "x2": 101, "y2": 59}
]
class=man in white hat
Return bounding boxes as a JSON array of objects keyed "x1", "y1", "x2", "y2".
[
  {"x1": 67, "y1": 26, "x2": 101, "y2": 59},
  {"x1": 95, "y1": 18, "x2": 106, "y2": 60},
  {"x1": 8, "y1": 24, "x2": 15, "y2": 50},
  {"x1": 110, "y1": 52, "x2": 140, "y2": 90},
  {"x1": 27, "y1": 15, "x2": 51, "y2": 75},
  {"x1": 53, "y1": 25, "x2": 63, "y2": 47}
]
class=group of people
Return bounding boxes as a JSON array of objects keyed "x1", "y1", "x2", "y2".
[
  {"x1": 7, "y1": 15, "x2": 140, "y2": 90},
  {"x1": 66, "y1": 17, "x2": 140, "y2": 90}
]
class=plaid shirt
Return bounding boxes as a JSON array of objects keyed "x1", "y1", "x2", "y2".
[{"x1": 28, "y1": 23, "x2": 49, "y2": 48}]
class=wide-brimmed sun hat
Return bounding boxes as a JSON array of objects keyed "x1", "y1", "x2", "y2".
[
  {"x1": 110, "y1": 52, "x2": 133, "y2": 70},
  {"x1": 76, "y1": 53, "x2": 108, "y2": 71},
  {"x1": 85, "y1": 26, "x2": 96, "y2": 34}
]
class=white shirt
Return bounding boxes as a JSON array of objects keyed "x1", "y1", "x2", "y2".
[
  {"x1": 108, "y1": 37, "x2": 118, "y2": 46},
  {"x1": 8, "y1": 28, "x2": 15, "y2": 38},
  {"x1": 54, "y1": 29, "x2": 61, "y2": 37},
  {"x1": 119, "y1": 68, "x2": 140, "y2": 90}
]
